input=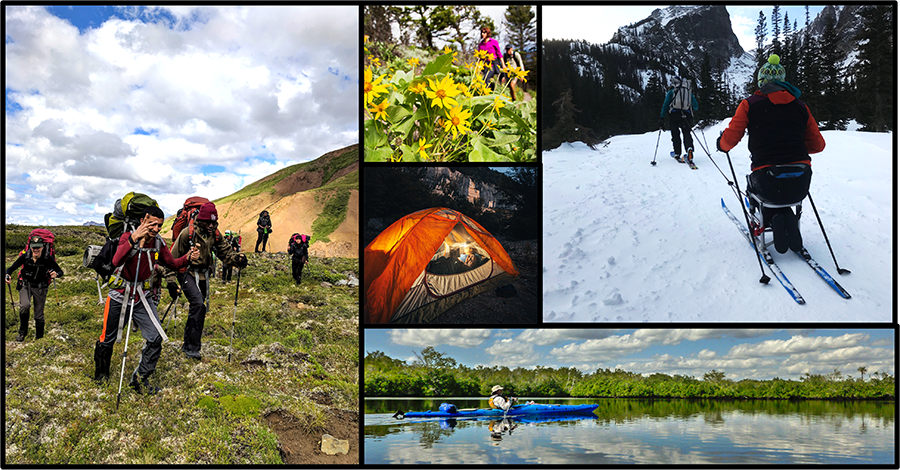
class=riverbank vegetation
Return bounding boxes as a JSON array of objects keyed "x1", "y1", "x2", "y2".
[{"x1": 365, "y1": 348, "x2": 895, "y2": 400}]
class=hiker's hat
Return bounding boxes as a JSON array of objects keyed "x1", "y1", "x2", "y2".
[
  {"x1": 197, "y1": 202, "x2": 218, "y2": 222},
  {"x1": 491, "y1": 385, "x2": 503, "y2": 394},
  {"x1": 29, "y1": 236, "x2": 44, "y2": 248},
  {"x1": 758, "y1": 54, "x2": 786, "y2": 88},
  {"x1": 506, "y1": 44, "x2": 513, "y2": 50}
]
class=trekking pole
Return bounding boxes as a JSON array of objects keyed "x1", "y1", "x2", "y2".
[
  {"x1": 228, "y1": 267, "x2": 241, "y2": 363},
  {"x1": 116, "y1": 249, "x2": 143, "y2": 410},
  {"x1": 7, "y1": 281, "x2": 16, "y2": 310},
  {"x1": 725, "y1": 151, "x2": 770, "y2": 284},
  {"x1": 807, "y1": 193, "x2": 851, "y2": 275},
  {"x1": 160, "y1": 293, "x2": 179, "y2": 325},
  {"x1": 651, "y1": 128, "x2": 662, "y2": 166}
]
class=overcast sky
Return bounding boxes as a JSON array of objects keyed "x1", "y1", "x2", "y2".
[
  {"x1": 365, "y1": 329, "x2": 895, "y2": 381},
  {"x1": 5, "y1": 5, "x2": 358, "y2": 226},
  {"x1": 543, "y1": 5, "x2": 826, "y2": 53}
]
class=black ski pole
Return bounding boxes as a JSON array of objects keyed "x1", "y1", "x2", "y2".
[
  {"x1": 228, "y1": 267, "x2": 242, "y2": 363},
  {"x1": 725, "y1": 151, "x2": 770, "y2": 284},
  {"x1": 651, "y1": 128, "x2": 662, "y2": 166},
  {"x1": 807, "y1": 193, "x2": 851, "y2": 275},
  {"x1": 7, "y1": 281, "x2": 16, "y2": 310},
  {"x1": 160, "y1": 293, "x2": 179, "y2": 324},
  {"x1": 116, "y1": 249, "x2": 143, "y2": 410}
]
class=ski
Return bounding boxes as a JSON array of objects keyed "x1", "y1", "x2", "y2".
[
  {"x1": 741, "y1": 198, "x2": 851, "y2": 300},
  {"x1": 670, "y1": 151, "x2": 684, "y2": 163},
  {"x1": 794, "y1": 249, "x2": 852, "y2": 299},
  {"x1": 721, "y1": 198, "x2": 805, "y2": 305},
  {"x1": 687, "y1": 160, "x2": 698, "y2": 170}
]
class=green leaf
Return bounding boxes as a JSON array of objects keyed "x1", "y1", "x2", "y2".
[
  {"x1": 469, "y1": 138, "x2": 511, "y2": 162},
  {"x1": 423, "y1": 54, "x2": 454, "y2": 76},
  {"x1": 364, "y1": 120, "x2": 387, "y2": 149},
  {"x1": 386, "y1": 105, "x2": 411, "y2": 124},
  {"x1": 365, "y1": 147, "x2": 393, "y2": 162},
  {"x1": 487, "y1": 133, "x2": 520, "y2": 148},
  {"x1": 390, "y1": 70, "x2": 414, "y2": 87},
  {"x1": 399, "y1": 145, "x2": 419, "y2": 162},
  {"x1": 394, "y1": 105, "x2": 431, "y2": 138},
  {"x1": 499, "y1": 106, "x2": 529, "y2": 129}
]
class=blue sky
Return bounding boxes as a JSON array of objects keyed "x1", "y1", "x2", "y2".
[
  {"x1": 365, "y1": 329, "x2": 895, "y2": 381},
  {"x1": 543, "y1": 5, "x2": 826, "y2": 52},
  {"x1": 5, "y1": 6, "x2": 358, "y2": 225}
]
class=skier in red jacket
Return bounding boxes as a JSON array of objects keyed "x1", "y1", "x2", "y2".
[{"x1": 717, "y1": 54, "x2": 825, "y2": 253}]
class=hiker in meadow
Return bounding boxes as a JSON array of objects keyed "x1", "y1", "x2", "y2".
[
  {"x1": 501, "y1": 44, "x2": 525, "y2": 101},
  {"x1": 5, "y1": 235, "x2": 64, "y2": 342},
  {"x1": 168, "y1": 202, "x2": 248, "y2": 360},
  {"x1": 717, "y1": 54, "x2": 825, "y2": 253},
  {"x1": 659, "y1": 76, "x2": 699, "y2": 166},
  {"x1": 92, "y1": 206, "x2": 198, "y2": 392},
  {"x1": 288, "y1": 233, "x2": 310, "y2": 285},
  {"x1": 255, "y1": 210, "x2": 272, "y2": 253},
  {"x1": 478, "y1": 26, "x2": 504, "y2": 90},
  {"x1": 221, "y1": 230, "x2": 241, "y2": 283}
]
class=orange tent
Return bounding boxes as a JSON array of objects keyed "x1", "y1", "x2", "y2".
[{"x1": 364, "y1": 208, "x2": 519, "y2": 323}]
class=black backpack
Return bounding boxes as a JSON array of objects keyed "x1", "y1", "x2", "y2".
[{"x1": 83, "y1": 192, "x2": 161, "y2": 282}]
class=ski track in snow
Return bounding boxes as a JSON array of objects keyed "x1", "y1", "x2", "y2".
[{"x1": 543, "y1": 121, "x2": 893, "y2": 322}]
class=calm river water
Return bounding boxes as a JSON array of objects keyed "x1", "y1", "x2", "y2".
[{"x1": 364, "y1": 398, "x2": 894, "y2": 465}]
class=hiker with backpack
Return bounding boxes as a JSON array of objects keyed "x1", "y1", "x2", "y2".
[
  {"x1": 716, "y1": 54, "x2": 825, "y2": 254},
  {"x1": 501, "y1": 44, "x2": 525, "y2": 101},
  {"x1": 659, "y1": 76, "x2": 699, "y2": 165},
  {"x1": 168, "y1": 202, "x2": 248, "y2": 360},
  {"x1": 221, "y1": 231, "x2": 241, "y2": 283},
  {"x1": 255, "y1": 210, "x2": 272, "y2": 253},
  {"x1": 92, "y1": 206, "x2": 198, "y2": 392},
  {"x1": 5, "y1": 231, "x2": 63, "y2": 342},
  {"x1": 288, "y1": 233, "x2": 310, "y2": 285}
]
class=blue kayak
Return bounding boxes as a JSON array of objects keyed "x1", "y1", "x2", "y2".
[{"x1": 398, "y1": 403, "x2": 599, "y2": 419}]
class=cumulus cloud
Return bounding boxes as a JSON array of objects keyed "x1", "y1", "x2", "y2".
[
  {"x1": 726, "y1": 333, "x2": 870, "y2": 358},
  {"x1": 5, "y1": 5, "x2": 358, "y2": 224},
  {"x1": 485, "y1": 338, "x2": 543, "y2": 368},
  {"x1": 389, "y1": 329, "x2": 493, "y2": 348},
  {"x1": 515, "y1": 329, "x2": 621, "y2": 346}
]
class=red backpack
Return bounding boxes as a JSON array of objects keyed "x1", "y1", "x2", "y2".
[
  {"x1": 17, "y1": 228, "x2": 57, "y2": 285},
  {"x1": 171, "y1": 196, "x2": 211, "y2": 245}
]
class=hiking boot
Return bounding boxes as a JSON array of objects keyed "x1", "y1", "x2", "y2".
[
  {"x1": 670, "y1": 151, "x2": 683, "y2": 163},
  {"x1": 785, "y1": 210, "x2": 803, "y2": 252},
  {"x1": 770, "y1": 212, "x2": 789, "y2": 254},
  {"x1": 130, "y1": 372, "x2": 161, "y2": 395},
  {"x1": 686, "y1": 148, "x2": 694, "y2": 164},
  {"x1": 184, "y1": 350, "x2": 202, "y2": 361},
  {"x1": 15, "y1": 332, "x2": 25, "y2": 342}
]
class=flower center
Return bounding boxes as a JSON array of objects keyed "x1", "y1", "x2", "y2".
[
  {"x1": 436, "y1": 89, "x2": 446, "y2": 99},
  {"x1": 452, "y1": 116, "x2": 461, "y2": 126},
  {"x1": 364, "y1": 82, "x2": 373, "y2": 93}
]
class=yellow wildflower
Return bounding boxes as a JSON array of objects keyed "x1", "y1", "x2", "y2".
[
  {"x1": 416, "y1": 138, "x2": 433, "y2": 160},
  {"x1": 364, "y1": 35, "x2": 369, "y2": 43},
  {"x1": 442, "y1": 105, "x2": 472, "y2": 138},
  {"x1": 492, "y1": 95, "x2": 506, "y2": 115},
  {"x1": 364, "y1": 68, "x2": 389, "y2": 104},
  {"x1": 371, "y1": 57, "x2": 381, "y2": 67},
  {"x1": 408, "y1": 81, "x2": 428, "y2": 94},
  {"x1": 509, "y1": 65, "x2": 528, "y2": 82},
  {"x1": 368, "y1": 100, "x2": 389, "y2": 121},
  {"x1": 406, "y1": 57, "x2": 420, "y2": 68},
  {"x1": 425, "y1": 75, "x2": 461, "y2": 110}
]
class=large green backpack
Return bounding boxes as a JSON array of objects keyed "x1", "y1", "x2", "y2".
[
  {"x1": 85, "y1": 192, "x2": 160, "y2": 281},
  {"x1": 105, "y1": 192, "x2": 159, "y2": 239}
]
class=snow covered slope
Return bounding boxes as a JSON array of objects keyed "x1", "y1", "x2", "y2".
[{"x1": 543, "y1": 122, "x2": 892, "y2": 322}]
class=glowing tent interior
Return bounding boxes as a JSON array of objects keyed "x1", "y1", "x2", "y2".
[{"x1": 364, "y1": 207, "x2": 519, "y2": 323}]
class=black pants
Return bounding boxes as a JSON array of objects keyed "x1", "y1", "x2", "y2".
[
  {"x1": 291, "y1": 257, "x2": 307, "y2": 284},
  {"x1": 222, "y1": 264, "x2": 233, "y2": 281},
  {"x1": 97, "y1": 291, "x2": 163, "y2": 379},
  {"x1": 179, "y1": 272, "x2": 208, "y2": 355},
  {"x1": 669, "y1": 111, "x2": 693, "y2": 156},
  {"x1": 17, "y1": 283, "x2": 47, "y2": 336},
  {"x1": 255, "y1": 232, "x2": 269, "y2": 252},
  {"x1": 747, "y1": 164, "x2": 813, "y2": 224},
  {"x1": 482, "y1": 59, "x2": 500, "y2": 89}
]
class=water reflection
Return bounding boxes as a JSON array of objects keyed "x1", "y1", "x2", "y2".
[{"x1": 365, "y1": 398, "x2": 894, "y2": 465}]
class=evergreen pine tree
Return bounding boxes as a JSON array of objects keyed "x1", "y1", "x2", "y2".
[
  {"x1": 853, "y1": 4, "x2": 894, "y2": 132},
  {"x1": 771, "y1": 5, "x2": 782, "y2": 55},
  {"x1": 818, "y1": 14, "x2": 846, "y2": 130},
  {"x1": 748, "y1": 11, "x2": 768, "y2": 95},
  {"x1": 502, "y1": 5, "x2": 537, "y2": 92}
]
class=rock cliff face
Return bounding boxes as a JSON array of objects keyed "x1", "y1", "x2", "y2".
[
  {"x1": 420, "y1": 167, "x2": 503, "y2": 210},
  {"x1": 610, "y1": 5, "x2": 745, "y2": 74}
]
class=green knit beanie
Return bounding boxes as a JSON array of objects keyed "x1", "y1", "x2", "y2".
[{"x1": 758, "y1": 54, "x2": 786, "y2": 87}]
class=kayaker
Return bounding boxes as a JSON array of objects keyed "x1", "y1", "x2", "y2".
[{"x1": 489, "y1": 385, "x2": 518, "y2": 411}]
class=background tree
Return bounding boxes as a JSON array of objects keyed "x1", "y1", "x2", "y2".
[
  {"x1": 748, "y1": 11, "x2": 768, "y2": 95},
  {"x1": 364, "y1": 5, "x2": 396, "y2": 44},
  {"x1": 771, "y1": 5, "x2": 782, "y2": 55},
  {"x1": 817, "y1": 14, "x2": 847, "y2": 130},
  {"x1": 853, "y1": 4, "x2": 894, "y2": 132},
  {"x1": 502, "y1": 5, "x2": 537, "y2": 91},
  {"x1": 858, "y1": 367, "x2": 867, "y2": 381},
  {"x1": 445, "y1": 6, "x2": 485, "y2": 55}
]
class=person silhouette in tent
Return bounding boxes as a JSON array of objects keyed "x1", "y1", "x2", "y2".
[
  {"x1": 659, "y1": 76, "x2": 699, "y2": 164},
  {"x1": 716, "y1": 54, "x2": 825, "y2": 253}
]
